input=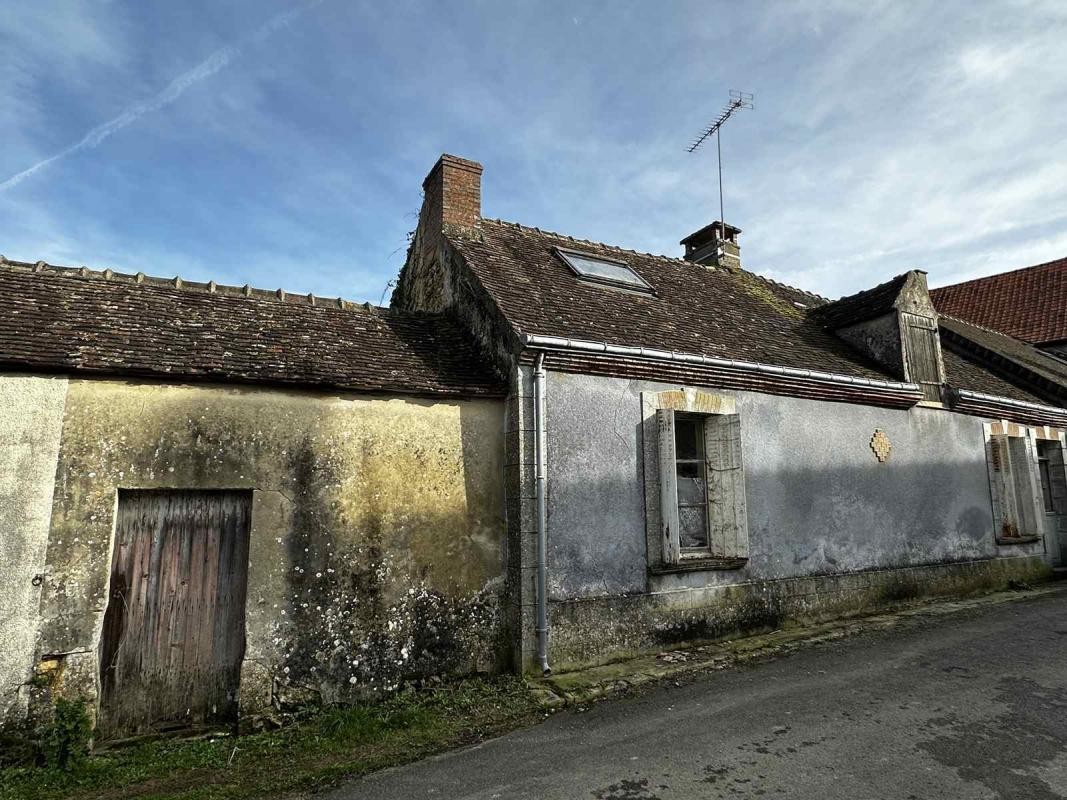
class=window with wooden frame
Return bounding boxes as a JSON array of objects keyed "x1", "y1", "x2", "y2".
[
  {"x1": 985, "y1": 429, "x2": 1044, "y2": 543},
  {"x1": 655, "y1": 405, "x2": 748, "y2": 566}
]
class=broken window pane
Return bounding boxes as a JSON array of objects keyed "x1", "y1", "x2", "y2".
[
  {"x1": 679, "y1": 505, "x2": 709, "y2": 549},
  {"x1": 677, "y1": 469, "x2": 706, "y2": 505},
  {"x1": 675, "y1": 413, "x2": 709, "y2": 551}
]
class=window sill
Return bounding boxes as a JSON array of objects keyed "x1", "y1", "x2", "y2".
[
  {"x1": 996, "y1": 535, "x2": 1041, "y2": 546},
  {"x1": 649, "y1": 556, "x2": 748, "y2": 575}
]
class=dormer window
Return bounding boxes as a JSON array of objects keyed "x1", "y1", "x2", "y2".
[{"x1": 555, "y1": 247, "x2": 652, "y2": 293}]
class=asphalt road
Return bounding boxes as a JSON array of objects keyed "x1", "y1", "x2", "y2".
[{"x1": 330, "y1": 589, "x2": 1067, "y2": 800}]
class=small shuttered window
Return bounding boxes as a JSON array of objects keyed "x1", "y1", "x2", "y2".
[
  {"x1": 986, "y1": 433, "x2": 1042, "y2": 540},
  {"x1": 657, "y1": 408, "x2": 748, "y2": 563}
]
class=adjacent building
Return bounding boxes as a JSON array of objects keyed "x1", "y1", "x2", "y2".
[{"x1": 933, "y1": 256, "x2": 1067, "y2": 360}]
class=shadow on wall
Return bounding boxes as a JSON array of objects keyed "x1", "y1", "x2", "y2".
[
  {"x1": 275, "y1": 400, "x2": 508, "y2": 707},
  {"x1": 546, "y1": 456, "x2": 1009, "y2": 603}
]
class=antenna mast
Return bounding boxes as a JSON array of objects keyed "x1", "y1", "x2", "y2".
[{"x1": 687, "y1": 90, "x2": 754, "y2": 240}]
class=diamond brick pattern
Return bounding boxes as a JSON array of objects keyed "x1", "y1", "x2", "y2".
[{"x1": 870, "y1": 429, "x2": 892, "y2": 462}]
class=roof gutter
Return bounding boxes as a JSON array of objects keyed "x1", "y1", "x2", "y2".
[
  {"x1": 520, "y1": 333, "x2": 924, "y2": 402},
  {"x1": 949, "y1": 388, "x2": 1067, "y2": 427}
]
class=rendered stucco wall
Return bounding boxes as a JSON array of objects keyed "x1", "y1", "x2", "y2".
[
  {"x1": 541, "y1": 370, "x2": 1048, "y2": 668},
  {"x1": 0, "y1": 376, "x2": 67, "y2": 718},
  {"x1": 32, "y1": 378, "x2": 505, "y2": 723}
]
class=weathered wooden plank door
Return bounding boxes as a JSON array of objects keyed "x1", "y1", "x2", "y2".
[{"x1": 98, "y1": 490, "x2": 252, "y2": 739}]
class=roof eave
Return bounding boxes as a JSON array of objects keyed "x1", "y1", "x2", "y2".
[
  {"x1": 948, "y1": 388, "x2": 1067, "y2": 428},
  {"x1": 520, "y1": 333, "x2": 923, "y2": 408}
]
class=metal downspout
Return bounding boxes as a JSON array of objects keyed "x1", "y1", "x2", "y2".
[{"x1": 533, "y1": 353, "x2": 551, "y2": 676}]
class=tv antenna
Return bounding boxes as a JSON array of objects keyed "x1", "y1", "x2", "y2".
[{"x1": 687, "y1": 90, "x2": 754, "y2": 239}]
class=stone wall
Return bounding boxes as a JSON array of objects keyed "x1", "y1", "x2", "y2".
[
  {"x1": 10, "y1": 376, "x2": 505, "y2": 726},
  {"x1": 0, "y1": 375, "x2": 68, "y2": 719}
]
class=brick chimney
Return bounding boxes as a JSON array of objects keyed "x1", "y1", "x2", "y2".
[
  {"x1": 422, "y1": 154, "x2": 482, "y2": 234},
  {"x1": 394, "y1": 154, "x2": 483, "y2": 312},
  {"x1": 680, "y1": 221, "x2": 741, "y2": 270}
]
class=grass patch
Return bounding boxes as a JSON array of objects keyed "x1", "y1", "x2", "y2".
[{"x1": 0, "y1": 676, "x2": 539, "y2": 800}]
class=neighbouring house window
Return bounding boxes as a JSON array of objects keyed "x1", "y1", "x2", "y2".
[
  {"x1": 986, "y1": 432, "x2": 1043, "y2": 541},
  {"x1": 1039, "y1": 442, "x2": 1055, "y2": 512},
  {"x1": 655, "y1": 399, "x2": 748, "y2": 565},
  {"x1": 1037, "y1": 439, "x2": 1067, "y2": 514}
]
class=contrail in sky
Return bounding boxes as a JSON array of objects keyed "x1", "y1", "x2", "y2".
[{"x1": 0, "y1": 2, "x2": 320, "y2": 192}]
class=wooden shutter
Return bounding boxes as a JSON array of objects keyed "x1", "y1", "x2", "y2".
[
  {"x1": 987, "y1": 433, "x2": 1042, "y2": 539},
  {"x1": 704, "y1": 413, "x2": 748, "y2": 558},
  {"x1": 988, "y1": 434, "x2": 1019, "y2": 538},
  {"x1": 1007, "y1": 435, "x2": 1041, "y2": 537},
  {"x1": 1045, "y1": 441, "x2": 1067, "y2": 564},
  {"x1": 902, "y1": 313, "x2": 943, "y2": 403},
  {"x1": 657, "y1": 409, "x2": 680, "y2": 564}
]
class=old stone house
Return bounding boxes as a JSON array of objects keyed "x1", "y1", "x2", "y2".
[
  {"x1": 2, "y1": 153, "x2": 1067, "y2": 739},
  {"x1": 392, "y1": 155, "x2": 1067, "y2": 674}
]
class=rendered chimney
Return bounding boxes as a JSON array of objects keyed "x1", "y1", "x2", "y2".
[{"x1": 680, "y1": 221, "x2": 742, "y2": 269}]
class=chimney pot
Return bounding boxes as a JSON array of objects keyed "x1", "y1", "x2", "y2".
[{"x1": 680, "y1": 220, "x2": 742, "y2": 269}]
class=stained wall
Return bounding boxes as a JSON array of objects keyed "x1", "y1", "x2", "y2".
[
  {"x1": 23, "y1": 377, "x2": 505, "y2": 723},
  {"x1": 539, "y1": 370, "x2": 1049, "y2": 669},
  {"x1": 0, "y1": 376, "x2": 68, "y2": 718}
]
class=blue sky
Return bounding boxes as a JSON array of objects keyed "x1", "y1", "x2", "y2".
[{"x1": 3, "y1": 2, "x2": 1067, "y2": 303}]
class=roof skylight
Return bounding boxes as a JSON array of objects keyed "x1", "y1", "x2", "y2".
[{"x1": 555, "y1": 247, "x2": 652, "y2": 292}]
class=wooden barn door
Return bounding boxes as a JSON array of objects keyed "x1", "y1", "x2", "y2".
[{"x1": 98, "y1": 490, "x2": 252, "y2": 740}]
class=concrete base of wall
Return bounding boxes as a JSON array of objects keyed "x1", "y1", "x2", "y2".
[{"x1": 540, "y1": 556, "x2": 1051, "y2": 673}]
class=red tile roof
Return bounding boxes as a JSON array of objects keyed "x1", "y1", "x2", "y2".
[{"x1": 931, "y1": 257, "x2": 1067, "y2": 346}]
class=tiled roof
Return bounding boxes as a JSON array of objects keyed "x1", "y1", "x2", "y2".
[
  {"x1": 447, "y1": 220, "x2": 890, "y2": 382},
  {"x1": 937, "y1": 343, "x2": 1050, "y2": 405},
  {"x1": 812, "y1": 273, "x2": 908, "y2": 329},
  {"x1": 0, "y1": 258, "x2": 505, "y2": 397},
  {"x1": 931, "y1": 257, "x2": 1067, "y2": 345},
  {"x1": 938, "y1": 315, "x2": 1067, "y2": 406},
  {"x1": 446, "y1": 220, "x2": 1062, "y2": 408}
]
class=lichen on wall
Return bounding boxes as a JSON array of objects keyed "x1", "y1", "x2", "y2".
[
  {"x1": 34, "y1": 379, "x2": 506, "y2": 723},
  {"x1": 0, "y1": 375, "x2": 68, "y2": 719}
]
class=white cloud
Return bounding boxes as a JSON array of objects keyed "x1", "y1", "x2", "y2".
[
  {"x1": 2, "y1": 1, "x2": 1066, "y2": 305},
  {"x1": 0, "y1": 1, "x2": 320, "y2": 192},
  {"x1": 956, "y1": 44, "x2": 1027, "y2": 84}
]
